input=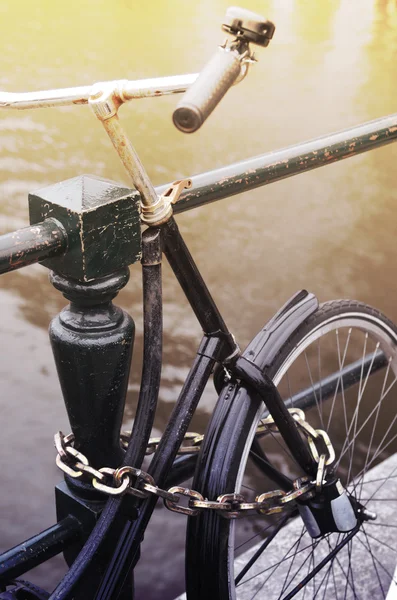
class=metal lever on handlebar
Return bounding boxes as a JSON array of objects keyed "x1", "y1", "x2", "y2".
[{"x1": 172, "y1": 7, "x2": 275, "y2": 133}]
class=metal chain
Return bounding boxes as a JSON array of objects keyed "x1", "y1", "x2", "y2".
[
  {"x1": 259, "y1": 408, "x2": 336, "y2": 492},
  {"x1": 260, "y1": 408, "x2": 336, "y2": 461},
  {"x1": 54, "y1": 408, "x2": 335, "y2": 518},
  {"x1": 119, "y1": 431, "x2": 204, "y2": 456}
]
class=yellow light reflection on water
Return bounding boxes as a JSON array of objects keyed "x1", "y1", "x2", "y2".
[
  {"x1": 268, "y1": 0, "x2": 296, "y2": 42},
  {"x1": 326, "y1": 0, "x2": 375, "y2": 68}
]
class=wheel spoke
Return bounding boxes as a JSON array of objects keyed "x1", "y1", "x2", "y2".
[
  {"x1": 348, "y1": 339, "x2": 379, "y2": 487},
  {"x1": 358, "y1": 359, "x2": 392, "y2": 499},
  {"x1": 304, "y1": 349, "x2": 325, "y2": 431},
  {"x1": 336, "y1": 339, "x2": 379, "y2": 470},
  {"x1": 367, "y1": 523, "x2": 397, "y2": 529},
  {"x1": 260, "y1": 419, "x2": 297, "y2": 464},
  {"x1": 279, "y1": 536, "x2": 322, "y2": 599},
  {"x1": 347, "y1": 539, "x2": 357, "y2": 599},
  {"x1": 337, "y1": 375, "x2": 397, "y2": 471},
  {"x1": 235, "y1": 513, "x2": 292, "y2": 584},
  {"x1": 326, "y1": 328, "x2": 352, "y2": 432},
  {"x1": 358, "y1": 475, "x2": 397, "y2": 485},
  {"x1": 356, "y1": 531, "x2": 397, "y2": 593},
  {"x1": 331, "y1": 559, "x2": 340, "y2": 600},
  {"x1": 188, "y1": 305, "x2": 397, "y2": 600},
  {"x1": 332, "y1": 549, "x2": 358, "y2": 598},
  {"x1": 358, "y1": 528, "x2": 385, "y2": 597},
  {"x1": 359, "y1": 434, "x2": 397, "y2": 502},
  {"x1": 317, "y1": 338, "x2": 324, "y2": 431},
  {"x1": 237, "y1": 533, "x2": 313, "y2": 588},
  {"x1": 282, "y1": 528, "x2": 359, "y2": 600},
  {"x1": 277, "y1": 526, "x2": 307, "y2": 600},
  {"x1": 363, "y1": 530, "x2": 397, "y2": 555},
  {"x1": 336, "y1": 329, "x2": 355, "y2": 486},
  {"x1": 235, "y1": 515, "x2": 287, "y2": 552},
  {"x1": 246, "y1": 533, "x2": 312, "y2": 600},
  {"x1": 313, "y1": 560, "x2": 332, "y2": 599}
]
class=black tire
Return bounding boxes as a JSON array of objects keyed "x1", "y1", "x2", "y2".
[{"x1": 186, "y1": 301, "x2": 397, "y2": 599}]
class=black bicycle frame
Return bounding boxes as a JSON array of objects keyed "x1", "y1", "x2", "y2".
[{"x1": 1, "y1": 112, "x2": 396, "y2": 598}]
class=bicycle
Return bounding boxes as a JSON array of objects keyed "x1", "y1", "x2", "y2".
[{"x1": 1, "y1": 6, "x2": 397, "y2": 600}]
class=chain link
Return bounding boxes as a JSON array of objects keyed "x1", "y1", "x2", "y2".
[
  {"x1": 260, "y1": 408, "x2": 336, "y2": 492},
  {"x1": 119, "y1": 431, "x2": 204, "y2": 455},
  {"x1": 54, "y1": 408, "x2": 335, "y2": 518}
]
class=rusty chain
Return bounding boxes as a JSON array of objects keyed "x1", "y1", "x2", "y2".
[
  {"x1": 119, "y1": 430, "x2": 204, "y2": 455},
  {"x1": 54, "y1": 408, "x2": 335, "y2": 518}
]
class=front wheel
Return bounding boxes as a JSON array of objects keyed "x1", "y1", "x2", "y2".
[{"x1": 186, "y1": 300, "x2": 397, "y2": 599}]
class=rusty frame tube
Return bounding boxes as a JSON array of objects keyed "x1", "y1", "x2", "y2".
[
  {"x1": 0, "y1": 218, "x2": 67, "y2": 275},
  {"x1": 170, "y1": 113, "x2": 397, "y2": 214},
  {"x1": 1, "y1": 113, "x2": 396, "y2": 275}
]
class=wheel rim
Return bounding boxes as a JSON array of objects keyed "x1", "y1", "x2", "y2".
[{"x1": 233, "y1": 312, "x2": 397, "y2": 599}]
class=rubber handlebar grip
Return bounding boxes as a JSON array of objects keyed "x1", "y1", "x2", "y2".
[{"x1": 173, "y1": 48, "x2": 242, "y2": 133}]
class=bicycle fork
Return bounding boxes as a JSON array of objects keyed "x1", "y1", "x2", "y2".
[{"x1": 230, "y1": 290, "x2": 362, "y2": 537}]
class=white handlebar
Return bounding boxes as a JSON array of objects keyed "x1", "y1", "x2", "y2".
[{"x1": 0, "y1": 73, "x2": 198, "y2": 110}]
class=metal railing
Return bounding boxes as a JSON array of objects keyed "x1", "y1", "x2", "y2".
[{"x1": 1, "y1": 105, "x2": 396, "y2": 275}]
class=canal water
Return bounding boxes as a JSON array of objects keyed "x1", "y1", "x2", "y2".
[{"x1": 1, "y1": 0, "x2": 397, "y2": 598}]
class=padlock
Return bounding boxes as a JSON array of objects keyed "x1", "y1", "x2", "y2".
[{"x1": 298, "y1": 478, "x2": 357, "y2": 538}]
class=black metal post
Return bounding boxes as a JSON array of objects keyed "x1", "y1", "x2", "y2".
[
  {"x1": 47, "y1": 227, "x2": 165, "y2": 600},
  {"x1": 23, "y1": 175, "x2": 142, "y2": 598},
  {"x1": 27, "y1": 174, "x2": 142, "y2": 478},
  {"x1": 49, "y1": 268, "x2": 134, "y2": 473}
]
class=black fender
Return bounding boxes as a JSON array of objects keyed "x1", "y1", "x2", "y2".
[
  {"x1": 214, "y1": 289, "x2": 318, "y2": 393},
  {"x1": 241, "y1": 289, "x2": 318, "y2": 371}
]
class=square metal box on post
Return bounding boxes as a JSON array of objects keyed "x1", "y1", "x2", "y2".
[{"x1": 28, "y1": 174, "x2": 141, "y2": 282}]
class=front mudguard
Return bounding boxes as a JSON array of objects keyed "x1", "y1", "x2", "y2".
[
  {"x1": 214, "y1": 289, "x2": 318, "y2": 393},
  {"x1": 241, "y1": 289, "x2": 318, "y2": 370}
]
